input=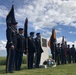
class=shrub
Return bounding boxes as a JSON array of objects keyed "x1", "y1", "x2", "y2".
[{"x1": 0, "y1": 56, "x2": 27, "y2": 65}]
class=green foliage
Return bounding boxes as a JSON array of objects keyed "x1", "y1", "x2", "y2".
[
  {"x1": 22, "y1": 55, "x2": 27, "y2": 64},
  {"x1": 0, "y1": 57, "x2": 6, "y2": 65},
  {"x1": 0, "y1": 56, "x2": 27, "y2": 65}
]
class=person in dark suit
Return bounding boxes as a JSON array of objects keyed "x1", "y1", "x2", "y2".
[
  {"x1": 6, "y1": 22, "x2": 18, "y2": 73},
  {"x1": 63, "y1": 41, "x2": 67, "y2": 64},
  {"x1": 35, "y1": 33, "x2": 43, "y2": 68},
  {"x1": 71, "y1": 45, "x2": 75, "y2": 63},
  {"x1": 28, "y1": 32, "x2": 36, "y2": 69},
  {"x1": 61, "y1": 44, "x2": 65, "y2": 64},
  {"x1": 56, "y1": 43, "x2": 61, "y2": 65},
  {"x1": 15, "y1": 28, "x2": 24, "y2": 70},
  {"x1": 67, "y1": 45, "x2": 71, "y2": 63}
]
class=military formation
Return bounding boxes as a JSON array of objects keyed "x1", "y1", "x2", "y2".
[
  {"x1": 52, "y1": 42, "x2": 76, "y2": 65},
  {"x1": 6, "y1": 25, "x2": 43, "y2": 73},
  {"x1": 48, "y1": 29, "x2": 76, "y2": 65},
  {"x1": 5, "y1": 5, "x2": 43, "y2": 73}
]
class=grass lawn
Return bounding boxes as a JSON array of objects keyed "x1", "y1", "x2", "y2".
[{"x1": 0, "y1": 64, "x2": 76, "y2": 75}]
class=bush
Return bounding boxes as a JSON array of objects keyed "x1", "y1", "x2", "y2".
[
  {"x1": 0, "y1": 56, "x2": 27, "y2": 65},
  {"x1": 0, "y1": 57, "x2": 6, "y2": 65}
]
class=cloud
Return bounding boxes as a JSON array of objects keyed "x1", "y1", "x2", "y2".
[
  {"x1": 0, "y1": 0, "x2": 76, "y2": 30},
  {"x1": 0, "y1": 40, "x2": 6, "y2": 51},
  {"x1": 0, "y1": 5, "x2": 8, "y2": 18},
  {"x1": 14, "y1": 0, "x2": 76, "y2": 31},
  {"x1": 42, "y1": 31, "x2": 52, "y2": 38},
  {"x1": 69, "y1": 31, "x2": 76, "y2": 34}
]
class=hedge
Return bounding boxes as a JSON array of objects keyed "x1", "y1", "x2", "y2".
[{"x1": 0, "y1": 56, "x2": 27, "y2": 65}]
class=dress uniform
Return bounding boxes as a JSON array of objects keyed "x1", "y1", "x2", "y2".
[
  {"x1": 28, "y1": 32, "x2": 36, "y2": 69},
  {"x1": 63, "y1": 42, "x2": 67, "y2": 64},
  {"x1": 15, "y1": 28, "x2": 24, "y2": 70},
  {"x1": 61, "y1": 44, "x2": 65, "y2": 64},
  {"x1": 6, "y1": 22, "x2": 18, "y2": 73},
  {"x1": 56, "y1": 43, "x2": 61, "y2": 65},
  {"x1": 67, "y1": 45, "x2": 71, "y2": 63},
  {"x1": 35, "y1": 33, "x2": 43, "y2": 68},
  {"x1": 71, "y1": 45, "x2": 75, "y2": 63}
]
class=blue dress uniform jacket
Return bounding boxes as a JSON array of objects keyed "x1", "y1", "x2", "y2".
[
  {"x1": 6, "y1": 27, "x2": 17, "y2": 48},
  {"x1": 35, "y1": 38, "x2": 43, "y2": 53}
]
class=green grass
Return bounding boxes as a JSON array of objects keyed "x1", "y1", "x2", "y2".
[{"x1": 0, "y1": 64, "x2": 76, "y2": 75}]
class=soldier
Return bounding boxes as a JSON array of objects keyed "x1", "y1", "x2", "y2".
[
  {"x1": 67, "y1": 45, "x2": 71, "y2": 63},
  {"x1": 56, "y1": 43, "x2": 61, "y2": 65},
  {"x1": 28, "y1": 32, "x2": 36, "y2": 69},
  {"x1": 75, "y1": 48, "x2": 76, "y2": 63},
  {"x1": 61, "y1": 44, "x2": 65, "y2": 64},
  {"x1": 6, "y1": 21, "x2": 18, "y2": 73},
  {"x1": 35, "y1": 33, "x2": 43, "y2": 68},
  {"x1": 15, "y1": 28, "x2": 24, "y2": 70},
  {"x1": 63, "y1": 41, "x2": 67, "y2": 64},
  {"x1": 71, "y1": 45, "x2": 75, "y2": 63}
]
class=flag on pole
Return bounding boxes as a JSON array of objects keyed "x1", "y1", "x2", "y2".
[
  {"x1": 62, "y1": 36, "x2": 65, "y2": 45},
  {"x1": 24, "y1": 18, "x2": 28, "y2": 53},
  {"x1": 6, "y1": 5, "x2": 17, "y2": 28},
  {"x1": 24, "y1": 18, "x2": 28, "y2": 68},
  {"x1": 48, "y1": 28, "x2": 56, "y2": 59}
]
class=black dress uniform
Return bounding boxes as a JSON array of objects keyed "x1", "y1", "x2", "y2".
[
  {"x1": 61, "y1": 44, "x2": 65, "y2": 64},
  {"x1": 28, "y1": 32, "x2": 36, "y2": 69},
  {"x1": 50, "y1": 36, "x2": 56, "y2": 60},
  {"x1": 35, "y1": 33, "x2": 43, "y2": 68},
  {"x1": 56, "y1": 43, "x2": 61, "y2": 65},
  {"x1": 71, "y1": 45, "x2": 75, "y2": 63},
  {"x1": 15, "y1": 28, "x2": 24, "y2": 70},
  {"x1": 67, "y1": 45, "x2": 71, "y2": 63},
  {"x1": 6, "y1": 25, "x2": 17, "y2": 73}
]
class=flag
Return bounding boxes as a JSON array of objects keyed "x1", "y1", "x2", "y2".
[
  {"x1": 48, "y1": 28, "x2": 56, "y2": 49},
  {"x1": 24, "y1": 18, "x2": 28, "y2": 52},
  {"x1": 48, "y1": 28, "x2": 56, "y2": 59},
  {"x1": 6, "y1": 5, "x2": 17, "y2": 27},
  {"x1": 62, "y1": 36, "x2": 65, "y2": 45},
  {"x1": 53, "y1": 28, "x2": 56, "y2": 40}
]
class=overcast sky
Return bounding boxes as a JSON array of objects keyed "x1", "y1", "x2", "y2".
[{"x1": 0, "y1": 0, "x2": 76, "y2": 53}]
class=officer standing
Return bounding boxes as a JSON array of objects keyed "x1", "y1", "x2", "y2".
[
  {"x1": 61, "y1": 44, "x2": 65, "y2": 64},
  {"x1": 15, "y1": 28, "x2": 24, "y2": 70},
  {"x1": 6, "y1": 21, "x2": 18, "y2": 73},
  {"x1": 63, "y1": 41, "x2": 67, "y2": 64},
  {"x1": 71, "y1": 45, "x2": 75, "y2": 63},
  {"x1": 67, "y1": 45, "x2": 71, "y2": 63},
  {"x1": 28, "y1": 32, "x2": 36, "y2": 69},
  {"x1": 35, "y1": 33, "x2": 43, "y2": 68},
  {"x1": 56, "y1": 43, "x2": 61, "y2": 65}
]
